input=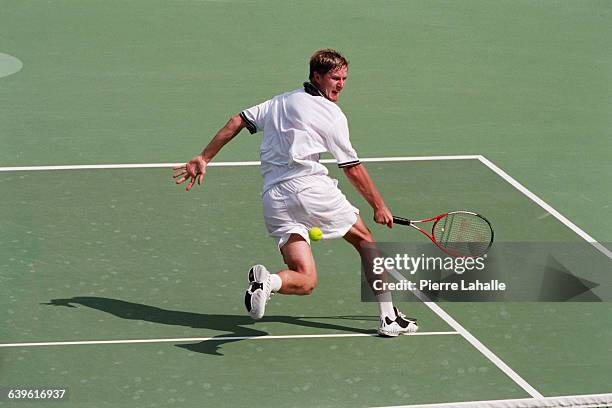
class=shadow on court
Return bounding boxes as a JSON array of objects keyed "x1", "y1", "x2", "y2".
[{"x1": 43, "y1": 297, "x2": 376, "y2": 356}]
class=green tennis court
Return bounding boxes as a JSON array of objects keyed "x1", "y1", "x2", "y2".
[{"x1": 1, "y1": 1, "x2": 611, "y2": 407}]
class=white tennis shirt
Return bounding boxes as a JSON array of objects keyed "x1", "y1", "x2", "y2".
[{"x1": 240, "y1": 83, "x2": 360, "y2": 193}]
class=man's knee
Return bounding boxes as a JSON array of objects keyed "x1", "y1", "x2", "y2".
[
  {"x1": 290, "y1": 263, "x2": 318, "y2": 295},
  {"x1": 302, "y1": 279, "x2": 317, "y2": 295},
  {"x1": 355, "y1": 226, "x2": 374, "y2": 242},
  {"x1": 345, "y1": 219, "x2": 375, "y2": 251},
  {"x1": 304, "y1": 272, "x2": 318, "y2": 294}
]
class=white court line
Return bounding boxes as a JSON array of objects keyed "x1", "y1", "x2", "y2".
[
  {"x1": 372, "y1": 392, "x2": 612, "y2": 408},
  {"x1": 0, "y1": 162, "x2": 259, "y2": 172},
  {"x1": 477, "y1": 155, "x2": 612, "y2": 260},
  {"x1": 0, "y1": 155, "x2": 479, "y2": 172},
  {"x1": 0, "y1": 331, "x2": 459, "y2": 348}
]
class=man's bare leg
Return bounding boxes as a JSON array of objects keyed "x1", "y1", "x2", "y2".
[
  {"x1": 342, "y1": 215, "x2": 395, "y2": 316},
  {"x1": 343, "y1": 215, "x2": 419, "y2": 336},
  {"x1": 245, "y1": 234, "x2": 318, "y2": 319},
  {"x1": 277, "y1": 234, "x2": 318, "y2": 295}
]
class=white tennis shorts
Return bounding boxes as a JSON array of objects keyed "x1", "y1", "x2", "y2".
[{"x1": 262, "y1": 175, "x2": 359, "y2": 248}]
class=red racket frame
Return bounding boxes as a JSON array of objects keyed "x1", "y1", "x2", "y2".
[{"x1": 392, "y1": 211, "x2": 493, "y2": 258}]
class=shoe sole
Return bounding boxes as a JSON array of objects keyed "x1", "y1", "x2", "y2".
[
  {"x1": 245, "y1": 265, "x2": 270, "y2": 320},
  {"x1": 249, "y1": 265, "x2": 267, "y2": 283},
  {"x1": 378, "y1": 322, "x2": 419, "y2": 337},
  {"x1": 377, "y1": 330, "x2": 401, "y2": 337},
  {"x1": 401, "y1": 323, "x2": 420, "y2": 335}
]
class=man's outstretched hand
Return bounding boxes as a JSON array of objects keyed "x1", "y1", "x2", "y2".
[{"x1": 173, "y1": 155, "x2": 207, "y2": 191}]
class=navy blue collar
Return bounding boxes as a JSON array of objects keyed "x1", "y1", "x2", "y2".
[{"x1": 303, "y1": 81, "x2": 328, "y2": 99}]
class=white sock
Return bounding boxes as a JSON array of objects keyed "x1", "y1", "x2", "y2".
[
  {"x1": 376, "y1": 292, "x2": 395, "y2": 317},
  {"x1": 270, "y1": 274, "x2": 282, "y2": 292}
]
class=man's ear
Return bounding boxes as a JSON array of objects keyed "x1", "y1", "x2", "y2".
[{"x1": 312, "y1": 71, "x2": 322, "y2": 86}]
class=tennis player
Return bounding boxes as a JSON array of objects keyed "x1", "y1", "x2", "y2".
[{"x1": 174, "y1": 49, "x2": 418, "y2": 336}]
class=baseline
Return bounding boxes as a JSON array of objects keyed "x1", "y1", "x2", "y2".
[
  {"x1": 372, "y1": 392, "x2": 612, "y2": 408},
  {"x1": 0, "y1": 155, "x2": 479, "y2": 172}
]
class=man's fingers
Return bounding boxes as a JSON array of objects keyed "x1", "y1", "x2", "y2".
[
  {"x1": 186, "y1": 177, "x2": 196, "y2": 191},
  {"x1": 373, "y1": 212, "x2": 394, "y2": 228},
  {"x1": 384, "y1": 215, "x2": 394, "y2": 228},
  {"x1": 175, "y1": 175, "x2": 189, "y2": 185},
  {"x1": 173, "y1": 161, "x2": 206, "y2": 191}
]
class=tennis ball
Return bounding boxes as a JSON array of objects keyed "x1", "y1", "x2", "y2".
[{"x1": 308, "y1": 227, "x2": 323, "y2": 241}]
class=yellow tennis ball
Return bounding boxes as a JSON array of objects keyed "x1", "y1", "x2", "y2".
[{"x1": 308, "y1": 227, "x2": 323, "y2": 241}]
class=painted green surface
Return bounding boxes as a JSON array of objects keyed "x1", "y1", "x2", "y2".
[
  {"x1": 1, "y1": 336, "x2": 528, "y2": 408},
  {"x1": 1, "y1": 162, "x2": 611, "y2": 406},
  {"x1": 443, "y1": 302, "x2": 612, "y2": 396},
  {"x1": 1, "y1": 1, "x2": 611, "y2": 406}
]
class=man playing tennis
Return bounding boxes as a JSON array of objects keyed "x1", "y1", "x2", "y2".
[{"x1": 174, "y1": 49, "x2": 418, "y2": 336}]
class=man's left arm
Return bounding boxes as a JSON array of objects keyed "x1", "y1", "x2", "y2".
[{"x1": 174, "y1": 114, "x2": 246, "y2": 191}]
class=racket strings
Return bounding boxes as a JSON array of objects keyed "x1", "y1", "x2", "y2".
[{"x1": 433, "y1": 213, "x2": 493, "y2": 257}]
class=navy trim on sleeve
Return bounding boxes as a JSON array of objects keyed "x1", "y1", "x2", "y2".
[
  {"x1": 240, "y1": 112, "x2": 257, "y2": 134},
  {"x1": 337, "y1": 160, "x2": 361, "y2": 168}
]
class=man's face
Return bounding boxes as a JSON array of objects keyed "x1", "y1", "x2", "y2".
[{"x1": 313, "y1": 66, "x2": 348, "y2": 102}]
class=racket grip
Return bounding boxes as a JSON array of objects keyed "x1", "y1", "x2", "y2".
[{"x1": 392, "y1": 216, "x2": 412, "y2": 226}]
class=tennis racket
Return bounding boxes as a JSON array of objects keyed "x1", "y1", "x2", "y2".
[{"x1": 393, "y1": 211, "x2": 494, "y2": 258}]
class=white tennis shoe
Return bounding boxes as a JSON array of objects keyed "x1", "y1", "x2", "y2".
[
  {"x1": 245, "y1": 264, "x2": 273, "y2": 320},
  {"x1": 378, "y1": 307, "x2": 419, "y2": 337}
]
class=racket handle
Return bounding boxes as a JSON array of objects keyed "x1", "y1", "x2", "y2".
[{"x1": 392, "y1": 216, "x2": 412, "y2": 226}]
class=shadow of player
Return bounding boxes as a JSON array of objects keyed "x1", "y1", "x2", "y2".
[{"x1": 44, "y1": 296, "x2": 376, "y2": 356}]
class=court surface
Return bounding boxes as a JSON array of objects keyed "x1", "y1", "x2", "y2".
[
  {"x1": 1, "y1": 158, "x2": 611, "y2": 407},
  {"x1": 1, "y1": 1, "x2": 611, "y2": 407}
]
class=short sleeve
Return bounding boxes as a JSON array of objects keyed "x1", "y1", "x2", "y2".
[
  {"x1": 240, "y1": 99, "x2": 272, "y2": 134},
  {"x1": 325, "y1": 114, "x2": 360, "y2": 168}
]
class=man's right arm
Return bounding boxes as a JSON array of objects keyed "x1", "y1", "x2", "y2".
[{"x1": 342, "y1": 163, "x2": 394, "y2": 228}]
